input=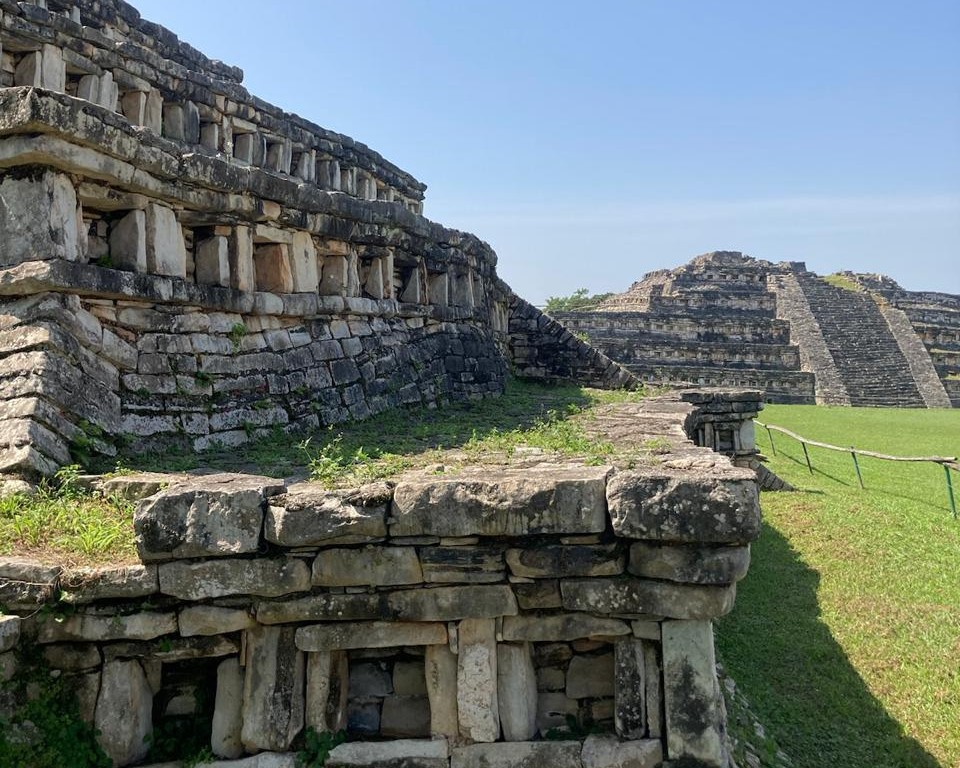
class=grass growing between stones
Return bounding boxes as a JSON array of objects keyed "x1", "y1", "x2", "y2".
[
  {"x1": 0, "y1": 466, "x2": 137, "y2": 566},
  {"x1": 109, "y1": 379, "x2": 651, "y2": 484},
  {"x1": 716, "y1": 404, "x2": 960, "y2": 768}
]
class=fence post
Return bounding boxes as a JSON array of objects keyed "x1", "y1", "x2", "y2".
[
  {"x1": 851, "y1": 450, "x2": 864, "y2": 489},
  {"x1": 766, "y1": 425, "x2": 776, "y2": 456},
  {"x1": 801, "y1": 441, "x2": 813, "y2": 474},
  {"x1": 946, "y1": 465, "x2": 957, "y2": 520}
]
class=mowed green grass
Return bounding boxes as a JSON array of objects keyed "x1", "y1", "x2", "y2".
[{"x1": 716, "y1": 404, "x2": 960, "y2": 768}]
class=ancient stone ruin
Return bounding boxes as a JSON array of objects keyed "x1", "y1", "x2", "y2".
[
  {"x1": 553, "y1": 251, "x2": 958, "y2": 408},
  {"x1": 0, "y1": 391, "x2": 762, "y2": 768}
]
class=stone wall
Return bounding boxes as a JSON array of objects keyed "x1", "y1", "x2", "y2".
[
  {"x1": 0, "y1": 1, "x2": 624, "y2": 478},
  {"x1": 0, "y1": 392, "x2": 761, "y2": 768}
]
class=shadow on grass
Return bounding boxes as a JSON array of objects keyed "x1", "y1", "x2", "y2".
[{"x1": 716, "y1": 521, "x2": 942, "y2": 768}]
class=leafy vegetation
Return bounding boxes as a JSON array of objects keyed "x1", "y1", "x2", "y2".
[
  {"x1": 0, "y1": 648, "x2": 111, "y2": 768},
  {"x1": 820, "y1": 273, "x2": 863, "y2": 292},
  {"x1": 0, "y1": 465, "x2": 137, "y2": 566},
  {"x1": 297, "y1": 727, "x2": 346, "y2": 767},
  {"x1": 717, "y1": 404, "x2": 960, "y2": 768},
  {"x1": 544, "y1": 288, "x2": 614, "y2": 313}
]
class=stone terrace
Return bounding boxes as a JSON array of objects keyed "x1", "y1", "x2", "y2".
[{"x1": 0, "y1": 390, "x2": 763, "y2": 768}]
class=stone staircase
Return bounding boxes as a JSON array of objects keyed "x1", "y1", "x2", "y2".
[{"x1": 794, "y1": 274, "x2": 925, "y2": 407}]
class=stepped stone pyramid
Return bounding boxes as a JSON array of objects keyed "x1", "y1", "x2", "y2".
[{"x1": 552, "y1": 252, "x2": 957, "y2": 408}]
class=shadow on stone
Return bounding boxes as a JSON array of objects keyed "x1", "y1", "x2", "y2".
[{"x1": 715, "y1": 521, "x2": 942, "y2": 768}]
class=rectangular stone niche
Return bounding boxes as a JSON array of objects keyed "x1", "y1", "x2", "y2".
[
  {"x1": 149, "y1": 657, "x2": 220, "y2": 761},
  {"x1": 346, "y1": 648, "x2": 431, "y2": 739}
]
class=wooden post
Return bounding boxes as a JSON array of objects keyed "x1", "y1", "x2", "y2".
[
  {"x1": 945, "y1": 465, "x2": 957, "y2": 520},
  {"x1": 766, "y1": 425, "x2": 776, "y2": 456},
  {"x1": 801, "y1": 441, "x2": 812, "y2": 474},
  {"x1": 851, "y1": 450, "x2": 864, "y2": 489}
]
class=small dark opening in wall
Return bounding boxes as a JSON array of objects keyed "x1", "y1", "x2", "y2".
[
  {"x1": 346, "y1": 648, "x2": 430, "y2": 739},
  {"x1": 146, "y1": 658, "x2": 219, "y2": 763}
]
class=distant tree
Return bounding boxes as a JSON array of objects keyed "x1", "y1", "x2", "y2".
[{"x1": 543, "y1": 288, "x2": 613, "y2": 313}]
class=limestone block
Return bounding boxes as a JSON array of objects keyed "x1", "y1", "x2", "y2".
[
  {"x1": 121, "y1": 91, "x2": 147, "y2": 126},
  {"x1": 327, "y1": 740, "x2": 449, "y2": 768},
  {"x1": 394, "y1": 661, "x2": 427, "y2": 696},
  {"x1": 513, "y1": 580, "x2": 562, "y2": 610},
  {"x1": 135, "y1": 473, "x2": 283, "y2": 561},
  {"x1": 614, "y1": 638, "x2": 646, "y2": 738},
  {"x1": 581, "y1": 734, "x2": 663, "y2": 768},
  {"x1": 643, "y1": 642, "x2": 663, "y2": 738},
  {"x1": 201, "y1": 121, "x2": 220, "y2": 152},
  {"x1": 422, "y1": 643, "x2": 458, "y2": 741},
  {"x1": 212, "y1": 657, "x2": 244, "y2": 758},
  {"x1": 0, "y1": 170, "x2": 79, "y2": 265},
  {"x1": 77, "y1": 74, "x2": 100, "y2": 102},
  {"x1": 566, "y1": 652, "x2": 615, "y2": 699},
  {"x1": 346, "y1": 251, "x2": 361, "y2": 296},
  {"x1": 230, "y1": 225, "x2": 256, "y2": 292},
  {"x1": 254, "y1": 243, "x2": 294, "y2": 293},
  {"x1": 661, "y1": 620, "x2": 727, "y2": 766},
  {"x1": 312, "y1": 546, "x2": 422, "y2": 587},
  {"x1": 185, "y1": 101, "x2": 201, "y2": 144},
  {"x1": 163, "y1": 103, "x2": 186, "y2": 141},
  {"x1": 41, "y1": 44, "x2": 66, "y2": 91},
  {"x1": 391, "y1": 465, "x2": 610, "y2": 537},
  {"x1": 561, "y1": 578, "x2": 736, "y2": 620},
  {"x1": 0, "y1": 558, "x2": 61, "y2": 608},
  {"x1": 109, "y1": 209, "x2": 147, "y2": 272},
  {"x1": 629, "y1": 541, "x2": 750, "y2": 585},
  {"x1": 451, "y1": 742, "x2": 582, "y2": 768},
  {"x1": 380, "y1": 696, "x2": 431, "y2": 738},
  {"x1": 420, "y1": 546, "x2": 505, "y2": 583},
  {"x1": 234, "y1": 133, "x2": 256, "y2": 164},
  {"x1": 429, "y1": 273, "x2": 449, "y2": 305},
  {"x1": 241, "y1": 625, "x2": 305, "y2": 752},
  {"x1": 296, "y1": 621, "x2": 446, "y2": 652},
  {"x1": 14, "y1": 52, "x2": 42, "y2": 86},
  {"x1": 195, "y1": 235, "x2": 231, "y2": 287},
  {"x1": 144, "y1": 203, "x2": 187, "y2": 278},
  {"x1": 59, "y1": 564, "x2": 158, "y2": 603},
  {"x1": 319, "y1": 254, "x2": 349, "y2": 296},
  {"x1": 145, "y1": 89, "x2": 163, "y2": 133},
  {"x1": 0, "y1": 651, "x2": 16, "y2": 682},
  {"x1": 37, "y1": 612, "x2": 176, "y2": 643},
  {"x1": 42, "y1": 644, "x2": 100, "y2": 670},
  {"x1": 264, "y1": 488, "x2": 387, "y2": 546},
  {"x1": 0, "y1": 615, "x2": 20, "y2": 653},
  {"x1": 457, "y1": 617, "x2": 499, "y2": 742},
  {"x1": 364, "y1": 256, "x2": 386, "y2": 299},
  {"x1": 290, "y1": 231, "x2": 319, "y2": 293},
  {"x1": 607, "y1": 470, "x2": 760, "y2": 544},
  {"x1": 400, "y1": 266, "x2": 424, "y2": 303},
  {"x1": 179, "y1": 606, "x2": 256, "y2": 636},
  {"x1": 501, "y1": 613, "x2": 630, "y2": 642},
  {"x1": 159, "y1": 557, "x2": 311, "y2": 600},
  {"x1": 72, "y1": 671, "x2": 101, "y2": 725},
  {"x1": 98, "y1": 71, "x2": 118, "y2": 110},
  {"x1": 497, "y1": 642, "x2": 538, "y2": 741},
  {"x1": 94, "y1": 660, "x2": 152, "y2": 767},
  {"x1": 506, "y1": 544, "x2": 624, "y2": 578},
  {"x1": 306, "y1": 649, "x2": 349, "y2": 732}
]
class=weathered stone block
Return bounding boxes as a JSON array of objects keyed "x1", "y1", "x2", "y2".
[
  {"x1": 196, "y1": 235, "x2": 231, "y2": 287},
  {"x1": 42, "y1": 644, "x2": 100, "y2": 671},
  {"x1": 425, "y1": 643, "x2": 459, "y2": 741},
  {"x1": 94, "y1": 660, "x2": 152, "y2": 767},
  {"x1": 254, "y1": 243, "x2": 294, "y2": 293},
  {"x1": 629, "y1": 541, "x2": 750, "y2": 585},
  {"x1": 212, "y1": 657, "x2": 244, "y2": 759},
  {"x1": 497, "y1": 642, "x2": 538, "y2": 741},
  {"x1": 265, "y1": 486, "x2": 387, "y2": 546},
  {"x1": 561, "y1": 578, "x2": 736, "y2": 620},
  {"x1": 393, "y1": 661, "x2": 427, "y2": 696},
  {"x1": 109, "y1": 209, "x2": 147, "y2": 272},
  {"x1": 327, "y1": 740, "x2": 449, "y2": 768},
  {"x1": 581, "y1": 734, "x2": 663, "y2": 768},
  {"x1": 231, "y1": 225, "x2": 256, "y2": 292},
  {"x1": 37, "y1": 611, "x2": 177, "y2": 643},
  {"x1": 145, "y1": 203, "x2": 187, "y2": 278},
  {"x1": 420, "y1": 546, "x2": 505, "y2": 583},
  {"x1": 40, "y1": 44, "x2": 66, "y2": 91},
  {"x1": 536, "y1": 691, "x2": 578, "y2": 734},
  {"x1": 296, "y1": 621, "x2": 446, "y2": 651},
  {"x1": 0, "y1": 615, "x2": 20, "y2": 654},
  {"x1": 59, "y1": 564, "x2": 158, "y2": 603},
  {"x1": 458, "y1": 617, "x2": 499, "y2": 742},
  {"x1": 451, "y1": 742, "x2": 582, "y2": 768},
  {"x1": 0, "y1": 170, "x2": 79, "y2": 265},
  {"x1": 242, "y1": 625, "x2": 305, "y2": 753},
  {"x1": 661, "y1": 620, "x2": 727, "y2": 767},
  {"x1": 135, "y1": 473, "x2": 283, "y2": 561},
  {"x1": 391, "y1": 465, "x2": 610, "y2": 537},
  {"x1": 566, "y1": 652, "x2": 615, "y2": 699},
  {"x1": 614, "y1": 638, "x2": 645, "y2": 739},
  {"x1": 380, "y1": 696, "x2": 431, "y2": 738},
  {"x1": 312, "y1": 546, "x2": 422, "y2": 587},
  {"x1": 502, "y1": 613, "x2": 630, "y2": 642},
  {"x1": 506, "y1": 543, "x2": 624, "y2": 578},
  {"x1": 607, "y1": 469, "x2": 760, "y2": 544},
  {"x1": 179, "y1": 605, "x2": 257, "y2": 636},
  {"x1": 290, "y1": 231, "x2": 319, "y2": 293},
  {"x1": 159, "y1": 557, "x2": 311, "y2": 600}
]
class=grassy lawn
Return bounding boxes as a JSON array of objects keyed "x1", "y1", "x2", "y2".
[{"x1": 716, "y1": 404, "x2": 960, "y2": 768}]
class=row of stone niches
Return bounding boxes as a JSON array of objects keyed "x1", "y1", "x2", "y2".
[
  {"x1": 82, "y1": 618, "x2": 665, "y2": 766},
  {"x1": 80, "y1": 198, "x2": 482, "y2": 309},
  {"x1": 1, "y1": 39, "x2": 423, "y2": 213}
]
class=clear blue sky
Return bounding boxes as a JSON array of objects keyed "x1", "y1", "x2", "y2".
[{"x1": 135, "y1": 0, "x2": 960, "y2": 301}]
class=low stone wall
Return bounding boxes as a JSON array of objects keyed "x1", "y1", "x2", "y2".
[{"x1": 0, "y1": 393, "x2": 762, "y2": 768}]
